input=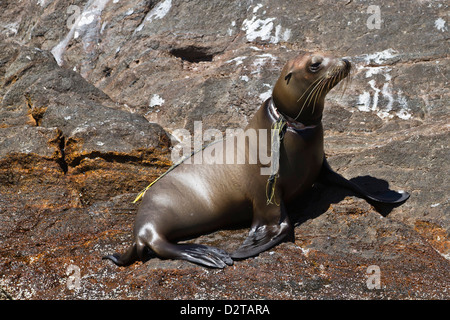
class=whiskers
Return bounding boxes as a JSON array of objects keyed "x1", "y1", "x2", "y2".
[
  {"x1": 339, "y1": 66, "x2": 352, "y2": 99},
  {"x1": 294, "y1": 64, "x2": 351, "y2": 120}
]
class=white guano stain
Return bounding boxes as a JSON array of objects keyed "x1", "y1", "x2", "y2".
[
  {"x1": 434, "y1": 18, "x2": 447, "y2": 32},
  {"x1": 37, "y1": 0, "x2": 53, "y2": 6},
  {"x1": 355, "y1": 49, "x2": 412, "y2": 120},
  {"x1": 134, "y1": 0, "x2": 172, "y2": 33},
  {"x1": 361, "y1": 48, "x2": 398, "y2": 65},
  {"x1": 259, "y1": 84, "x2": 272, "y2": 102},
  {"x1": 226, "y1": 56, "x2": 247, "y2": 66},
  {"x1": 251, "y1": 53, "x2": 276, "y2": 74},
  {"x1": 149, "y1": 94, "x2": 165, "y2": 107},
  {"x1": 51, "y1": 0, "x2": 110, "y2": 66},
  {"x1": 241, "y1": 4, "x2": 291, "y2": 43}
]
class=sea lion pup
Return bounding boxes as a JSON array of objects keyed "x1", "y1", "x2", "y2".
[{"x1": 103, "y1": 52, "x2": 409, "y2": 268}]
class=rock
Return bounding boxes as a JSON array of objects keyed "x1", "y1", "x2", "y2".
[
  {"x1": 0, "y1": 40, "x2": 171, "y2": 299},
  {"x1": 0, "y1": 40, "x2": 171, "y2": 203},
  {"x1": 0, "y1": 0, "x2": 449, "y2": 300},
  {"x1": 0, "y1": 126, "x2": 77, "y2": 237}
]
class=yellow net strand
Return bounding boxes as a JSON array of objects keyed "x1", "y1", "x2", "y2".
[{"x1": 133, "y1": 140, "x2": 220, "y2": 203}]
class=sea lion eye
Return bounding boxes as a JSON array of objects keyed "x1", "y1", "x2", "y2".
[{"x1": 309, "y1": 62, "x2": 321, "y2": 72}]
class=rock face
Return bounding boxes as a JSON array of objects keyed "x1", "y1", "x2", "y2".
[{"x1": 0, "y1": 0, "x2": 448, "y2": 299}]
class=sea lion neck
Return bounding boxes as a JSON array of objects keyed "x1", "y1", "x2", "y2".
[
  {"x1": 267, "y1": 97, "x2": 322, "y2": 131},
  {"x1": 271, "y1": 93, "x2": 324, "y2": 126}
]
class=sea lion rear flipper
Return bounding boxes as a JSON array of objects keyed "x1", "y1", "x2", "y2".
[
  {"x1": 319, "y1": 158, "x2": 410, "y2": 204},
  {"x1": 147, "y1": 238, "x2": 233, "y2": 268},
  {"x1": 230, "y1": 201, "x2": 293, "y2": 260},
  {"x1": 103, "y1": 243, "x2": 140, "y2": 267},
  {"x1": 176, "y1": 244, "x2": 234, "y2": 268}
]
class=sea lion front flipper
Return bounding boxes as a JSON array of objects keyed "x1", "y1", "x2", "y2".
[
  {"x1": 230, "y1": 201, "x2": 293, "y2": 260},
  {"x1": 319, "y1": 158, "x2": 410, "y2": 204}
]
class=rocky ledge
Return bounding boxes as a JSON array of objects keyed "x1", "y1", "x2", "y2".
[{"x1": 0, "y1": 0, "x2": 448, "y2": 299}]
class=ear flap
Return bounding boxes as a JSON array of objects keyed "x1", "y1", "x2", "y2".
[{"x1": 284, "y1": 72, "x2": 292, "y2": 85}]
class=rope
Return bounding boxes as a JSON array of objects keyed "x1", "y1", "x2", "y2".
[
  {"x1": 265, "y1": 116, "x2": 287, "y2": 206},
  {"x1": 133, "y1": 144, "x2": 209, "y2": 203}
]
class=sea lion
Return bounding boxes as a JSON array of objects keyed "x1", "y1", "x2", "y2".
[{"x1": 103, "y1": 51, "x2": 409, "y2": 268}]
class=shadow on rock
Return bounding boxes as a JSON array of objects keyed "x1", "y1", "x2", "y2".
[{"x1": 289, "y1": 175, "x2": 409, "y2": 226}]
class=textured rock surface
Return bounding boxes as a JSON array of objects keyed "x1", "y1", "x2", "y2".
[{"x1": 0, "y1": 0, "x2": 448, "y2": 300}]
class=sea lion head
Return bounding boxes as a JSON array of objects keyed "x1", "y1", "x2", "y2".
[{"x1": 273, "y1": 52, "x2": 351, "y2": 125}]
